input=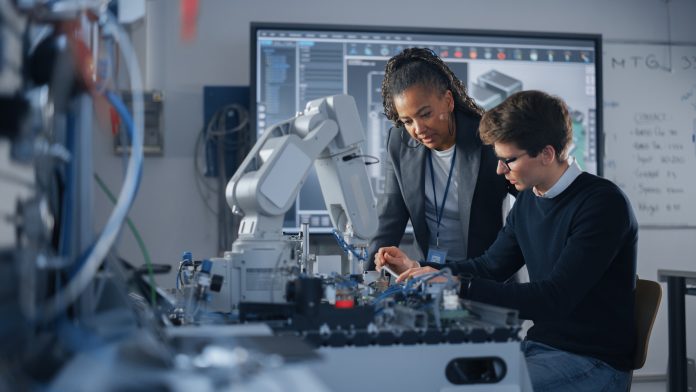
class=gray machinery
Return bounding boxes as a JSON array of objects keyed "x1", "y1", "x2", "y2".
[
  {"x1": 195, "y1": 94, "x2": 533, "y2": 391},
  {"x1": 208, "y1": 95, "x2": 378, "y2": 311},
  {"x1": 313, "y1": 341, "x2": 531, "y2": 391}
]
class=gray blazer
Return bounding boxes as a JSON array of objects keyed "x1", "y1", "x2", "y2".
[{"x1": 366, "y1": 111, "x2": 511, "y2": 270}]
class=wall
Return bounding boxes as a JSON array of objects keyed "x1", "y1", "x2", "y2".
[
  {"x1": 604, "y1": 43, "x2": 696, "y2": 227},
  {"x1": 89, "y1": 0, "x2": 696, "y2": 384}
]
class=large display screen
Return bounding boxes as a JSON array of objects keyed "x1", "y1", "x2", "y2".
[{"x1": 251, "y1": 23, "x2": 602, "y2": 232}]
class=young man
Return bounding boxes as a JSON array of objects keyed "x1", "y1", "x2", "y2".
[{"x1": 375, "y1": 90, "x2": 638, "y2": 391}]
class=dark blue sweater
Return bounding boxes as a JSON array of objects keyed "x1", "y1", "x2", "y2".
[{"x1": 432, "y1": 173, "x2": 638, "y2": 371}]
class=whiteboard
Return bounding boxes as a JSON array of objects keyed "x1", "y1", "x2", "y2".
[{"x1": 603, "y1": 43, "x2": 696, "y2": 227}]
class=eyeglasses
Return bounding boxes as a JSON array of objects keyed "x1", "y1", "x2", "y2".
[{"x1": 499, "y1": 152, "x2": 528, "y2": 171}]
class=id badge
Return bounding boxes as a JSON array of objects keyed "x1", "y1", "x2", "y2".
[{"x1": 426, "y1": 246, "x2": 448, "y2": 264}]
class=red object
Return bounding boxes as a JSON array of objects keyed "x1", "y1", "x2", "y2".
[
  {"x1": 110, "y1": 106, "x2": 121, "y2": 135},
  {"x1": 335, "y1": 299, "x2": 354, "y2": 309},
  {"x1": 180, "y1": 0, "x2": 199, "y2": 42}
]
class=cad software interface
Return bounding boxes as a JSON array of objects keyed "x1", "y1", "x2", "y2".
[{"x1": 253, "y1": 25, "x2": 599, "y2": 232}]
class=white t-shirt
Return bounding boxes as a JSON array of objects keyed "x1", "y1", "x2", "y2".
[{"x1": 424, "y1": 145, "x2": 467, "y2": 262}]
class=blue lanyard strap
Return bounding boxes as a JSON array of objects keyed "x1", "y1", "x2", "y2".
[{"x1": 428, "y1": 147, "x2": 456, "y2": 246}]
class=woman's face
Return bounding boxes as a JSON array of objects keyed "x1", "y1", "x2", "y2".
[{"x1": 394, "y1": 84, "x2": 455, "y2": 151}]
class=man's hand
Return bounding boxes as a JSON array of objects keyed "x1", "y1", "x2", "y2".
[
  {"x1": 394, "y1": 266, "x2": 450, "y2": 283},
  {"x1": 374, "y1": 246, "x2": 419, "y2": 275}
]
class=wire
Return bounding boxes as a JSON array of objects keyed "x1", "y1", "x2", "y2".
[
  {"x1": 194, "y1": 104, "x2": 251, "y2": 253},
  {"x1": 176, "y1": 258, "x2": 196, "y2": 291},
  {"x1": 192, "y1": 104, "x2": 251, "y2": 217},
  {"x1": 371, "y1": 268, "x2": 457, "y2": 309},
  {"x1": 371, "y1": 284, "x2": 406, "y2": 305},
  {"x1": 205, "y1": 105, "x2": 249, "y2": 139},
  {"x1": 405, "y1": 268, "x2": 457, "y2": 292},
  {"x1": 93, "y1": 173, "x2": 155, "y2": 306},
  {"x1": 342, "y1": 153, "x2": 380, "y2": 165},
  {"x1": 331, "y1": 229, "x2": 367, "y2": 261},
  {"x1": 193, "y1": 127, "x2": 219, "y2": 215},
  {"x1": 36, "y1": 11, "x2": 145, "y2": 321},
  {"x1": 176, "y1": 262, "x2": 184, "y2": 290}
]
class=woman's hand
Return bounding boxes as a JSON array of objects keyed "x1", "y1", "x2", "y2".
[{"x1": 374, "y1": 246, "x2": 419, "y2": 275}]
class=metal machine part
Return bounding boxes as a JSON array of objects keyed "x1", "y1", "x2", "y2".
[
  {"x1": 208, "y1": 244, "x2": 294, "y2": 311},
  {"x1": 208, "y1": 95, "x2": 378, "y2": 311},
  {"x1": 226, "y1": 94, "x2": 377, "y2": 243},
  {"x1": 232, "y1": 271, "x2": 522, "y2": 346},
  {"x1": 300, "y1": 221, "x2": 311, "y2": 273},
  {"x1": 233, "y1": 274, "x2": 529, "y2": 391},
  {"x1": 312, "y1": 341, "x2": 532, "y2": 391}
]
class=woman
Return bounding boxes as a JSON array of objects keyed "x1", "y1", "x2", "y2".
[{"x1": 367, "y1": 47, "x2": 512, "y2": 269}]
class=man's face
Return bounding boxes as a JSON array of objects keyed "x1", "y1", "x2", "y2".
[{"x1": 494, "y1": 142, "x2": 543, "y2": 192}]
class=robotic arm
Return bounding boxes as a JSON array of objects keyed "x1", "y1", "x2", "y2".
[
  {"x1": 226, "y1": 94, "x2": 378, "y2": 247},
  {"x1": 208, "y1": 96, "x2": 378, "y2": 310}
]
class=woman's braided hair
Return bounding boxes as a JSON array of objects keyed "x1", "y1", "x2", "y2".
[{"x1": 381, "y1": 47, "x2": 484, "y2": 128}]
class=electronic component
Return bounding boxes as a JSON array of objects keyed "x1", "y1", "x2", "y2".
[{"x1": 114, "y1": 90, "x2": 164, "y2": 155}]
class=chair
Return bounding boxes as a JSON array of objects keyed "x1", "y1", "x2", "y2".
[{"x1": 627, "y1": 278, "x2": 662, "y2": 390}]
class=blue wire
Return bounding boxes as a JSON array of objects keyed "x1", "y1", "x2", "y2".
[
  {"x1": 104, "y1": 90, "x2": 142, "y2": 196},
  {"x1": 372, "y1": 271, "x2": 447, "y2": 307},
  {"x1": 106, "y1": 91, "x2": 134, "y2": 139},
  {"x1": 331, "y1": 230, "x2": 367, "y2": 261}
]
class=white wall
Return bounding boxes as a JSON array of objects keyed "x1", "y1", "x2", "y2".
[{"x1": 88, "y1": 0, "x2": 696, "y2": 384}]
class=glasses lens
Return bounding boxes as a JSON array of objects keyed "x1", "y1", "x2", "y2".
[
  {"x1": 501, "y1": 153, "x2": 526, "y2": 171},
  {"x1": 499, "y1": 159, "x2": 510, "y2": 171},
  {"x1": 505, "y1": 157, "x2": 516, "y2": 171}
]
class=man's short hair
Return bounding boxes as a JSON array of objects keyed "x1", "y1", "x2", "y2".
[{"x1": 479, "y1": 90, "x2": 573, "y2": 160}]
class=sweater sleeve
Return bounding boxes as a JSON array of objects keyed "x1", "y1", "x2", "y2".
[
  {"x1": 467, "y1": 186, "x2": 636, "y2": 320},
  {"x1": 426, "y1": 204, "x2": 525, "y2": 280}
]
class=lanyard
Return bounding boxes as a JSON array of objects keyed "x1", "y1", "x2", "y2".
[{"x1": 428, "y1": 147, "x2": 456, "y2": 247}]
